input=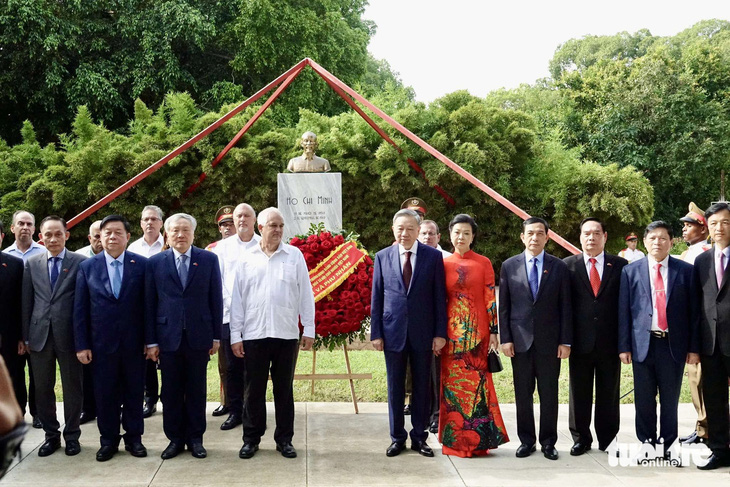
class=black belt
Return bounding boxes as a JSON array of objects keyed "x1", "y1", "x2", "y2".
[{"x1": 650, "y1": 330, "x2": 668, "y2": 339}]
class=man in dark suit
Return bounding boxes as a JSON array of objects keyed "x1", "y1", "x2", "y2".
[
  {"x1": 694, "y1": 202, "x2": 730, "y2": 470},
  {"x1": 564, "y1": 218, "x2": 627, "y2": 455},
  {"x1": 145, "y1": 213, "x2": 223, "y2": 460},
  {"x1": 618, "y1": 220, "x2": 700, "y2": 455},
  {"x1": 21, "y1": 216, "x2": 86, "y2": 456},
  {"x1": 371, "y1": 208, "x2": 447, "y2": 458},
  {"x1": 0, "y1": 221, "x2": 25, "y2": 419},
  {"x1": 74, "y1": 215, "x2": 147, "y2": 462},
  {"x1": 499, "y1": 217, "x2": 572, "y2": 460}
]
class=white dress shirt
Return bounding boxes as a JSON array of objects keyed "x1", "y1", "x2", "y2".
[
  {"x1": 213, "y1": 233, "x2": 262, "y2": 324},
  {"x1": 436, "y1": 244, "x2": 452, "y2": 258},
  {"x1": 647, "y1": 255, "x2": 669, "y2": 332},
  {"x1": 3, "y1": 240, "x2": 45, "y2": 262},
  {"x1": 229, "y1": 242, "x2": 315, "y2": 343},
  {"x1": 398, "y1": 241, "x2": 418, "y2": 289},
  {"x1": 683, "y1": 240, "x2": 711, "y2": 264},
  {"x1": 75, "y1": 245, "x2": 96, "y2": 258},
  {"x1": 619, "y1": 247, "x2": 645, "y2": 264},
  {"x1": 128, "y1": 233, "x2": 165, "y2": 257},
  {"x1": 583, "y1": 251, "x2": 605, "y2": 280}
]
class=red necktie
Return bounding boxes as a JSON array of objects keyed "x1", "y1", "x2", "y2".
[
  {"x1": 589, "y1": 257, "x2": 600, "y2": 297},
  {"x1": 653, "y1": 263, "x2": 668, "y2": 331},
  {"x1": 403, "y1": 251, "x2": 412, "y2": 292}
]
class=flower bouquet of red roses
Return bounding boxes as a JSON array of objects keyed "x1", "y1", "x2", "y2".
[{"x1": 290, "y1": 222, "x2": 374, "y2": 351}]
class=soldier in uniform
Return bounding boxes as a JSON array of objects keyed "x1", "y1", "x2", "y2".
[
  {"x1": 618, "y1": 232, "x2": 645, "y2": 263},
  {"x1": 205, "y1": 206, "x2": 235, "y2": 418},
  {"x1": 679, "y1": 202, "x2": 712, "y2": 445}
]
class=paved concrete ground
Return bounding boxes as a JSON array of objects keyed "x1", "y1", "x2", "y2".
[{"x1": 2, "y1": 402, "x2": 729, "y2": 486}]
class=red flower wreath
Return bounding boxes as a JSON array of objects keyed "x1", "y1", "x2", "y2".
[{"x1": 290, "y1": 223, "x2": 374, "y2": 350}]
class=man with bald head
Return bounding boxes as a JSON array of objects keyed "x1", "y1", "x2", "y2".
[
  {"x1": 2, "y1": 210, "x2": 44, "y2": 429},
  {"x1": 213, "y1": 203, "x2": 261, "y2": 431},
  {"x1": 230, "y1": 207, "x2": 314, "y2": 459},
  {"x1": 75, "y1": 220, "x2": 103, "y2": 258}
]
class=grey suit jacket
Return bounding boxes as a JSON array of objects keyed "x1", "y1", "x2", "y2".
[{"x1": 22, "y1": 250, "x2": 86, "y2": 352}]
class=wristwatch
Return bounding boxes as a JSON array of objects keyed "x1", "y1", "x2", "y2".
[{"x1": 0, "y1": 422, "x2": 29, "y2": 479}]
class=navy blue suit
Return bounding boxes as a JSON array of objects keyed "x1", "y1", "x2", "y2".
[
  {"x1": 618, "y1": 256, "x2": 700, "y2": 447},
  {"x1": 145, "y1": 246, "x2": 222, "y2": 446},
  {"x1": 74, "y1": 251, "x2": 147, "y2": 447},
  {"x1": 371, "y1": 241, "x2": 447, "y2": 444},
  {"x1": 499, "y1": 251, "x2": 572, "y2": 448}
]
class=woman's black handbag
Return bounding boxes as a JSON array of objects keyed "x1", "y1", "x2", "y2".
[{"x1": 488, "y1": 349, "x2": 503, "y2": 373}]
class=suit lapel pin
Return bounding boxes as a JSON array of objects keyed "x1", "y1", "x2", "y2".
[
  {"x1": 193, "y1": 262, "x2": 198, "y2": 266},
  {"x1": 543, "y1": 270, "x2": 548, "y2": 274},
  {"x1": 607, "y1": 263, "x2": 613, "y2": 267},
  {"x1": 1, "y1": 263, "x2": 6, "y2": 267},
  {"x1": 130, "y1": 259, "x2": 136, "y2": 264},
  {"x1": 63, "y1": 268, "x2": 69, "y2": 273}
]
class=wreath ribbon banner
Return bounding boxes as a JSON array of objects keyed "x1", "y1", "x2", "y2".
[{"x1": 309, "y1": 240, "x2": 367, "y2": 302}]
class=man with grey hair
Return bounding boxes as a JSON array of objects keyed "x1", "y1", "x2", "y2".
[
  {"x1": 144, "y1": 213, "x2": 223, "y2": 459},
  {"x1": 371, "y1": 208, "x2": 447, "y2": 457},
  {"x1": 75, "y1": 220, "x2": 103, "y2": 258},
  {"x1": 2, "y1": 210, "x2": 44, "y2": 429},
  {"x1": 128, "y1": 205, "x2": 165, "y2": 418},
  {"x1": 213, "y1": 203, "x2": 261, "y2": 431},
  {"x1": 230, "y1": 207, "x2": 314, "y2": 459}
]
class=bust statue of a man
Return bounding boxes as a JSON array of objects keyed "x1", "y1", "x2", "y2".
[{"x1": 286, "y1": 131, "x2": 331, "y2": 173}]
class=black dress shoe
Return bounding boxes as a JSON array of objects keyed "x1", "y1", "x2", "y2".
[
  {"x1": 386, "y1": 441, "x2": 406, "y2": 457},
  {"x1": 143, "y1": 402, "x2": 157, "y2": 418},
  {"x1": 125, "y1": 442, "x2": 147, "y2": 457},
  {"x1": 515, "y1": 443, "x2": 536, "y2": 458},
  {"x1": 542, "y1": 445, "x2": 559, "y2": 460},
  {"x1": 189, "y1": 443, "x2": 207, "y2": 459},
  {"x1": 65, "y1": 439, "x2": 81, "y2": 456},
  {"x1": 403, "y1": 404, "x2": 411, "y2": 415},
  {"x1": 38, "y1": 438, "x2": 61, "y2": 457},
  {"x1": 239, "y1": 442, "x2": 259, "y2": 459},
  {"x1": 570, "y1": 442, "x2": 591, "y2": 456},
  {"x1": 79, "y1": 411, "x2": 96, "y2": 425},
  {"x1": 212, "y1": 404, "x2": 229, "y2": 417},
  {"x1": 411, "y1": 440, "x2": 434, "y2": 457},
  {"x1": 276, "y1": 442, "x2": 297, "y2": 458},
  {"x1": 96, "y1": 445, "x2": 118, "y2": 462},
  {"x1": 32, "y1": 416, "x2": 42, "y2": 429},
  {"x1": 698, "y1": 453, "x2": 730, "y2": 470},
  {"x1": 428, "y1": 420, "x2": 439, "y2": 434},
  {"x1": 160, "y1": 442, "x2": 184, "y2": 459},
  {"x1": 220, "y1": 415, "x2": 242, "y2": 431}
]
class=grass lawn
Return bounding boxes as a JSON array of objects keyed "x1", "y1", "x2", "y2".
[{"x1": 44, "y1": 350, "x2": 692, "y2": 404}]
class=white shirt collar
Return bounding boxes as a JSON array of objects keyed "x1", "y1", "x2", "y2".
[
  {"x1": 399, "y1": 241, "x2": 419, "y2": 256},
  {"x1": 647, "y1": 254, "x2": 670, "y2": 269},
  {"x1": 583, "y1": 251, "x2": 605, "y2": 266},
  {"x1": 716, "y1": 246, "x2": 730, "y2": 259}
]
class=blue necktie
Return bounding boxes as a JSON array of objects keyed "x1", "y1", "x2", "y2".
[
  {"x1": 178, "y1": 254, "x2": 188, "y2": 288},
  {"x1": 111, "y1": 260, "x2": 122, "y2": 298},
  {"x1": 529, "y1": 257, "x2": 539, "y2": 300},
  {"x1": 50, "y1": 256, "x2": 60, "y2": 290}
]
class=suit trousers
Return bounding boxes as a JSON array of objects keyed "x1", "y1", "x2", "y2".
[
  {"x1": 632, "y1": 336, "x2": 685, "y2": 448},
  {"x1": 242, "y1": 338, "x2": 299, "y2": 445},
  {"x1": 159, "y1": 332, "x2": 210, "y2": 445},
  {"x1": 144, "y1": 358, "x2": 159, "y2": 404},
  {"x1": 686, "y1": 362, "x2": 708, "y2": 437},
  {"x1": 1, "y1": 347, "x2": 36, "y2": 417},
  {"x1": 512, "y1": 346, "x2": 561, "y2": 447},
  {"x1": 217, "y1": 325, "x2": 229, "y2": 407},
  {"x1": 568, "y1": 350, "x2": 620, "y2": 450},
  {"x1": 30, "y1": 329, "x2": 83, "y2": 441},
  {"x1": 93, "y1": 351, "x2": 145, "y2": 446},
  {"x1": 384, "y1": 344, "x2": 431, "y2": 444},
  {"x1": 222, "y1": 324, "x2": 245, "y2": 419},
  {"x1": 82, "y1": 363, "x2": 96, "y2": 416},
  {"x1": 429, "y1": 355, "x2": 441, "y2": 423},
  {"x1": 700, "y1": 346, "x2": 730, "y2": 456}
]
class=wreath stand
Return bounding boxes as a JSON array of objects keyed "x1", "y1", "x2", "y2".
[{"x1": 292, "y1": 346, "x2": 372, "y2": 414}]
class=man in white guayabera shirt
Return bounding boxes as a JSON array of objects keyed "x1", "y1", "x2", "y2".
[{"x1": 229, "y1": 207, "x2": 314, "y2": 460}]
